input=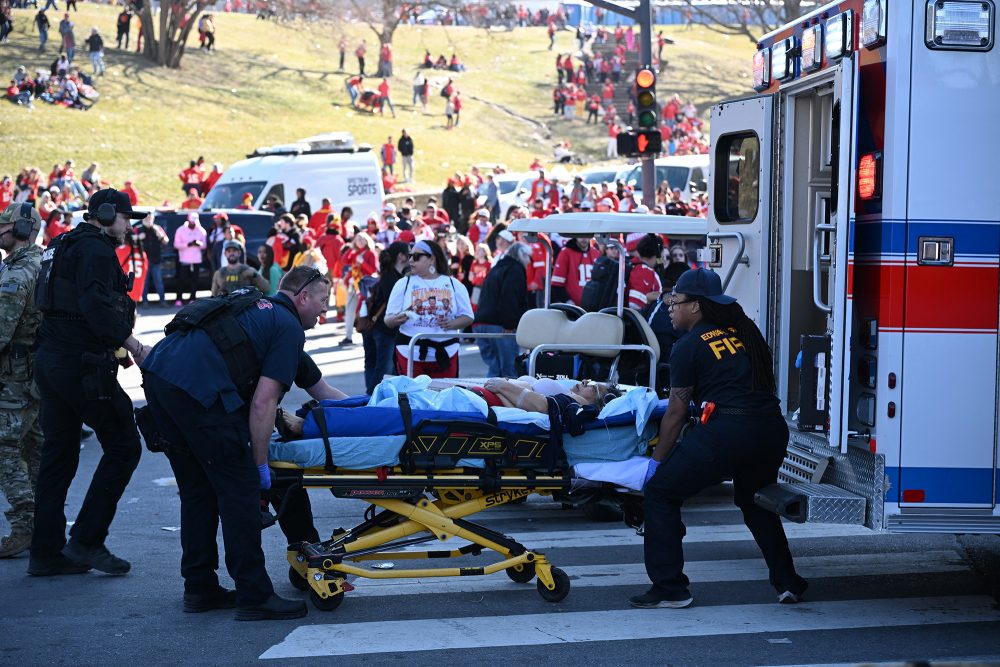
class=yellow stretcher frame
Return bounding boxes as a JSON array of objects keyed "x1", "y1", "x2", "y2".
[{"x1": 272, "y1": 462, "x2": 574, "y2": 611}]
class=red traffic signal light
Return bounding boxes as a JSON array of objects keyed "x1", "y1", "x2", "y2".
[{"x1": 617, "y1": 129, "x2": 662, "y2": 157}]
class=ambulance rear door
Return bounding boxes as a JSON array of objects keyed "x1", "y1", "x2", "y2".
[{"x1": 707, "y1": 95, "x2": 775, "y2": 328}]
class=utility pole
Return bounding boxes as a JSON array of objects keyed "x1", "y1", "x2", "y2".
[{"x1": 584, "y1": 0, "x2": 656, "y2": 208}]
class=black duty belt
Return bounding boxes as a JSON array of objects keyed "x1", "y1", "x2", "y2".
[{"x1": 715, "y1": 407, "x2": 780, "y2": 417}]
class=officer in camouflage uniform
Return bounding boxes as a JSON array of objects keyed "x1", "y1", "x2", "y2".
[{"x1": 0, "y1": 203, "x2": 43, "y2": 559}]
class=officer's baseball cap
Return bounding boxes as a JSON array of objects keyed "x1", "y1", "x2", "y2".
[
  {"x1": 673, "y1": 268, "x2": 736, "y2": 305},
  {"x1": 88, "y1": 188, "x2": 146, "y2": 220},
  {"x1": 0, "y1": 202, "x2": 42, "y2": 228}
]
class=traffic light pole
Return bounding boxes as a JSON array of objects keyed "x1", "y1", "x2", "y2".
[{"x1": 584, "y1": 0, "x2": 656, "y2": 208}]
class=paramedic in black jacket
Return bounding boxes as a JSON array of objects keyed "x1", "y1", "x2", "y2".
[
  {"x1": 473, "y1": 241, "x2": 532, "y2": 378},
  {"x1": 141, "y1": 267, "x2": 335, "y2": 621},
  {"x1": 30, "y1": 188, "x2": 151, "y2": 578},
  {"x1": 631, "y1": 269, "x2": 807, "y2": 609}
]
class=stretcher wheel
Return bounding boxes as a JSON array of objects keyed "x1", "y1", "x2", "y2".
[
  {"x1": 537, "y1": 567, "x2": 570, "y2": 602},
  {"x1": 288, "y1": 566, "x2": 310, "y2": 592},
  {"x1": 310, "y1": 589, "x2": 344, "y2": 611},
  {"x1": 505, "y1": 563, "x2": 535, "y2": 584}
]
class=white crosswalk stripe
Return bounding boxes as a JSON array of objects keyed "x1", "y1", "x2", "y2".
[
  {"x1": 343, "y1": 549, "x2": 967, "y2": 597},
  {"x1": 261, "y1": 596, "x2": 1000, "y2": 659},
  {"x1": 263, "y1": 497, "x2": 998, "y2": 661}
]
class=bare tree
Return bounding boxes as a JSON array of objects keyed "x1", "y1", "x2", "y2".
[
  {"x1": 680, "y1": 0, "x2": 804, "y2": 43},
  {"x1": 137, "y1": 0, "x2": 211, "y2": 68}
]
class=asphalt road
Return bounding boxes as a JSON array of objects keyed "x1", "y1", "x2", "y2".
[{"x1": 1, "y1": 305, "x2": 999, "y2": 666}]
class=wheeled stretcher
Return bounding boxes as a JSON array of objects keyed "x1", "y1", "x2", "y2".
[{"x1": 268, "y1": 392, "x2": 664, "y2": 611}]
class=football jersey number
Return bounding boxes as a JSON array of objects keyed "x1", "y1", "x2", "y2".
[{"x1": 576, "y1": 263, "x2": 593, "y2": 286}]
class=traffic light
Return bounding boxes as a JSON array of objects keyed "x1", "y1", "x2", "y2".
[
  {"x1": 635, "y1": 68, "x2": 657, "y2": 129},
  {"x1": 616, "y1": 129, "x2": 662, "y2": 157}
]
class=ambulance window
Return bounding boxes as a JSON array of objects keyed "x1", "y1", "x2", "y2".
[{"x1": 714, "y1": 133, "x2": 760, "y2": 223}]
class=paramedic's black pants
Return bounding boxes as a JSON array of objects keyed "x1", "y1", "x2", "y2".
[
  {"x1": 144, "y1": 372, "x2": 274, "y2": 607},
  {"x1": 270, "y1": 485, "x2": 320, "y2": 545},
  {"x1": 642, "y1": 414, "x2": 807, "y2": 597}
]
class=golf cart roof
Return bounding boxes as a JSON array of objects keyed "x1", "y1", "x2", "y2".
[{"x1": 508, "y1": 212, "x2": 707, "y2": 238}]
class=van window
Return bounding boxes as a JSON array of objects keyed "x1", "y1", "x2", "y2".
[
  {"x1": 690, "y1": 167, "x2": 705, "y2": 191},
  {"x1": 497, "y1": 179, "x2": 519, "y2": 195},
  {"x1": 262, "y1": 184, "x2": 285, "y2": 208},
  {"x1": 714, "y1": 133, "x2": 760, "y2": 223},
  {"x1": 625, "y1": 165, "x2": 691, "y2": 193},
  {"x1": 201, "y1": 181, "x2": 267, "y2": 210}
]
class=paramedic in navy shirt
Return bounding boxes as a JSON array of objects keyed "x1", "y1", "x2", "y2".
[
  {"x1": 141, "y1": 267, "x2": 333, "y2": 621},
  {"x1": 631, "y1": 269, "x2": 808, "y2": 609}
]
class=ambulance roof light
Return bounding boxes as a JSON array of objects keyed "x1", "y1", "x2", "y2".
[
  {"x1": 826, "y1": 11, "x2": 854, "y2": 60},
  {"x1": 802, "y1": 24, "x2": 823, "y2": 72},
  {"x1": 926, "y1": 1, "x2": 995, "y2": 51},
  {"x1": 862, "y1": 0, "x2": 888, "y2": 48},
  {"x1": 752, "y1": 48, "x2": 771, "y2": 91},
  {"x1": 772, "y1": 37, "x2": 797, "y2": 82}
]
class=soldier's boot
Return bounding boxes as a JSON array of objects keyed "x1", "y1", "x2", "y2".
[{"x1": 0, "y1": 530, "x2": 32, "y2": 558}]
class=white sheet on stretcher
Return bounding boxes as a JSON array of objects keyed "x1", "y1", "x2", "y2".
[{"x1": 574, "y1": 456, "x2": 653, "y2": 491}]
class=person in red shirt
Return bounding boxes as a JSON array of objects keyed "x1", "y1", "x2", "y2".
[
  {"x1": 627, "y1": 234, "x2": 663, "y2": 311},
  {"x1": 377, "y1": 78, "x2": 395, "y2": 117},
  {"x1": 44, "y1": 209, "x2": 74, "y2": 246},
  {"x1": 0, "y1": 176, "x2": 14, "y2": 210},
  {"x1": 381, "y1": 166, "x2": 396, "y2": 194},
  {"x1": 380, "y1": 135, "x2": 396, "y2": 174},
  {"x1": 528, "y1": 157, "x2": 543, "y2": 171},
  {"x1": 309, "y1": 198, "x2": 333, "y2": 237},
  {"x1": 529, "y1": 197, "x2": 549, "y2": 219},
  {"x1": 346, "y1": 74, "x2": 363, "y2": 107},
  {"x1": 451, "y1": 92, "x2": 462, "y2": 127},
  {"x1": 607, "y1": 121, "x2": 620, "y2": 158},
  {"x1": 178, "y1": 160, "x2": 202, "y2": 195},
  {"x1": 529, "y1": 170, "x2": 549, "y2": 202},
  {"x1": 551, "y1": 237, "x2": 600, "y2": 307},
  {"x1": 121, "y1": 180, "x2": 139, "y2": 205},
  {"x1": 180, "y1": 188, "x2": 203, "y2": 210},
  {"x1": 202, "y1": 163, "x2": 223, "y2": 193}
]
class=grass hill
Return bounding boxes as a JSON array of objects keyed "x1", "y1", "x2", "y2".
[{"x1": 0, "y1": 5, "x2": 753, "y2": 204}]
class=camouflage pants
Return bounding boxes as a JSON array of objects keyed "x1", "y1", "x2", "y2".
[{"x1": 0, "y1": 398, "x2": 42, "y2": 535}]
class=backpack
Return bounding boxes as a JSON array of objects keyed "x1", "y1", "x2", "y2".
[
  {"x1": 164, "y1": 287, "x2": 291, "y2": 401},
  {"x1": 580, "y1": 255, "x2": 631, "y2": 312}
]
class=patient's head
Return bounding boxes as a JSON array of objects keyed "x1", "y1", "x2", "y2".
[{"x1": 570, "y1": 381, "x2": 623, "y2": 407}]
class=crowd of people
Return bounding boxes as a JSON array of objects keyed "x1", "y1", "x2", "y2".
[{"x1": 547, "y1": 23, "x2": 709, "y2": 160}]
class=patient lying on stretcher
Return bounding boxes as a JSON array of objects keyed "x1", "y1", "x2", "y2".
[{"x1": 275, "y1": 377, "x2": 624, "y2": 437}]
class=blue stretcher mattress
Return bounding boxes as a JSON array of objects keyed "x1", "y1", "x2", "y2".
[{"x1": 269, "y1": 398, "x2": 667, "y2": 470}]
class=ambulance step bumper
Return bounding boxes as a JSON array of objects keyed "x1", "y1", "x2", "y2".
[{"x1": 754, "y1": 482, "x2": 867, "y2": 525}]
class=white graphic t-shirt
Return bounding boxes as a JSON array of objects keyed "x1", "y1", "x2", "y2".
[{"x1": 386, "y1": 273, "x2": 474, "y2": 359}]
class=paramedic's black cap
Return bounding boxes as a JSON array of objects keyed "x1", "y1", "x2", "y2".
[
  {"x1": 88, "y1": 188, "x2": 146, "y2": 219},
  {"x1": 674, "y1": 268, "x2": 736, "y2": 305}
]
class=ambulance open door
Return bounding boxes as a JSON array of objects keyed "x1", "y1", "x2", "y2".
[
  {"x1": 707, "y1": 96, "x2": 774, "y2": 327},
  {"x1": 828, "y1": 57, "x2": 859, "y2": 453}
]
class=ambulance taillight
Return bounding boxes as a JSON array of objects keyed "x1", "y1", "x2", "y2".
[
  {"x1": 825, "y1": 11, "x2": 853, "y2": 60},
  {"x1": 858, "y1": 152, "x2": 882, "y2": 200},
  {"x1": 752, "y1": 48, "x2": 771, "y2": 91}
]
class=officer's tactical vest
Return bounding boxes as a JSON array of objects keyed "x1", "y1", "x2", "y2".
[{"x1": 164, "y1": 287, "x2": 296, "y2": 401}]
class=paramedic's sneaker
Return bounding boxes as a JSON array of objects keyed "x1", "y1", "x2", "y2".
[
  {"x1": 62, "y1": 540, "x2": 131, "y2": 575},
  {"x1": 27, "y1": 554, "x2": 92, "y2": 576},
  {"x1": 628, "y1": 588, "x2": 693, "y2": 609},
  {"x1": 184, "y1": 586, "x2": 237, "y2": 613},
  {"x1": 777, "y1": 580, "x2": 808, "y2": 604},
  {"x1": 235, "y1": 593, "x2": 308, "y2": 621}
]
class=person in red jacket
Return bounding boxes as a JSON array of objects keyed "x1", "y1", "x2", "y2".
[
  {"x1": 180, "y1": 188, "x2": 203, "y2": 210},
  {"x1": 202, "y1": 163, "x2": 223, "y2": 193},
  {"x1": 451, "y1": 92, "x2": 462, "y2": 128},
  {"x1": 309, "y1": 198, "x2": 334, "y2": 237},
  {"x1": 627, "y1": 234, "x2": 663, "y2": 311},
  {"x1": 121, "y1": 180, "x2": 139, "y2": 205},
  {"x1": 551, "y1": 236, "x2": 600, "y2": 306}
]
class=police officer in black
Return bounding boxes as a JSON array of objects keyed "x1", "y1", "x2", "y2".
[
  {"x1": 630, "y1": 269, "x2": 808, "y2": 609},
  {"x1": 29, "y1": 188, "x2": 151, "y2": 577},
  {"x1": 141, "y1": 267, "x2": 336, "y2": 620}
]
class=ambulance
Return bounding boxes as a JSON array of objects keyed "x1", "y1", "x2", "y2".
[{"x1": 704, "y1": 0, "x2": 1000, "y2": 532}]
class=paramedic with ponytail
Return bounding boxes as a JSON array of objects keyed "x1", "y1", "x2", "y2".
[
  {"x1": 384, "y1": 239, "x2": 473, "y2": 378},
  {"x1": 631, "y1": 269, "x2": 808, "y2": 609}
]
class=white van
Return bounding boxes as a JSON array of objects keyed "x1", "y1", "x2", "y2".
[
  {"x1": 200, "y1": 132, "x2": 384, "y2": 219},
  {"x1": 621, "y1": 154, "x2": 709, "y2": 201}
]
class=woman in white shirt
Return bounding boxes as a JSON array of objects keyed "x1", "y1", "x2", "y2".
[{"x1": 384, "y1": 240, "x2": 473, "y2": 378}]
